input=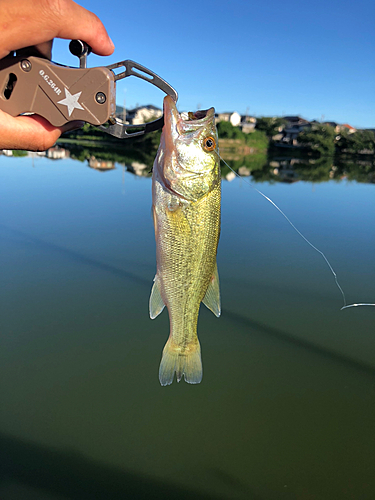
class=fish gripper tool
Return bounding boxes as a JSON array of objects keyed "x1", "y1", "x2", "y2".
[{"x1": 0, "y1": 40, "x2": 178, "y2": 138}]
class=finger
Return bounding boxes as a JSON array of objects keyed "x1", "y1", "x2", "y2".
[
  {"x1": 0, "y1": 0, "x2": 114, "y2": 58},
  {"x1": 48, "y1": 0, "x2": 115, "y2": 56},
  {"x1": 0, "y1": 111, "x2": 82, "y2": 151}
]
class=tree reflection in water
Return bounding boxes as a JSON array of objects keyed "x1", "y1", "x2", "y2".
[{"x1": 56, "y1": 137, "x2": 375, "y2": 185}]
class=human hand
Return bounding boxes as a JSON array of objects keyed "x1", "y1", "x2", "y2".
[{"x1": 0, "y1": 0, "x2": 114, "y2": 151}]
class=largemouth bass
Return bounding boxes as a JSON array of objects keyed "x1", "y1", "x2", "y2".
[{"x1": 150, "y1": 96, "x2": 221, "y2": 386}]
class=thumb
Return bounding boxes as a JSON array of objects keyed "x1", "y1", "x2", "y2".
[{"x1": 0, "y1": 112, "x2": 82, "y2": 151}]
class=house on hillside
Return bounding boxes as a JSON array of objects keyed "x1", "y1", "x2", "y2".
[
  {"x1": 324, "y1": 122, "x2": 356, "y2": 134},
  {"x1": 324, "y1": 121, "x2": 340, "y2": 133},
  {"x1": 340, "y1": 123, "x2": 356, "y2": 134},
  {"x1": 240, "y1": 121, "x2": 256, "y2": 133},
  {"x1": 240, "y1": 115, "x2": 257, "y2": 133},
  {"x1": 126, "y1": 105, "x2": 162, "y2": 125},
  {"x1": 283, "y1": 116, "x2": 311, "y2": 129},
  {"x1": 215, "y1": 112, "x2": 241, "y2": 127},
  {"x1": 279, "y1": 116, "x2": 311, "y2": 146}
]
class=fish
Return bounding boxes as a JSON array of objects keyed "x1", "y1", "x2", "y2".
[{"x1": 150, "y1": 96, "x2": 221, "y2": 386}]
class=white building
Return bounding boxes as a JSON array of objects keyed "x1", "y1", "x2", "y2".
[
  {"x1": 127, "y1": 105, "x2": 162, "y2": 125},
  {"x1": 216, "y1": 112, "x2": 241, "y2": 127}
]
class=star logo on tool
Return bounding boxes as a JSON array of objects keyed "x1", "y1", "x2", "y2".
[{"x1": 57, "y1": 88, "x2": 84, "y2": 116}]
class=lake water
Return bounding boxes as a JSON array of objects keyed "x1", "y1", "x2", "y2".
[{"x1": 0, "y1": 152, "x2": 374, "y2": 499}]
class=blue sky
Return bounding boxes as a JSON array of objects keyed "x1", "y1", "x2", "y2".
[{"x1": 53, "y1": 0, "x2": 375, "y2": 128}]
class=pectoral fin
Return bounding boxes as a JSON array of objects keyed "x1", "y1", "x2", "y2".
[
  {"x1": 149, "y1": 276, "x2": 165, "y2": 319},
  {"x1": 202, "y1": 263, "x2": 221, "y2": 317}
]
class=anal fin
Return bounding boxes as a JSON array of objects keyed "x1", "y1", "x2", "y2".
[
  {"x1": 149, "y1": 276, "x2": 165, "y2": 319},
  {"x1": 202, "y1": 262, "x2": 221, "y2": 317}
]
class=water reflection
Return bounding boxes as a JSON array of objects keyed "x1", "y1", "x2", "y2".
[
  {"x1": 3, "y1": 143, "x2": 373, "y2": 186},
  {"x1": 88, "y1": 157, "x2": 115, "y2": 172},
  {"x1": 221, "y1": 153, "x2": 375, "y2": 184}
]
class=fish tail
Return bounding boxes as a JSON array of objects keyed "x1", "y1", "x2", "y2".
[{"x1": 159, "y1": 339, "x2": 202, "y2": 386}]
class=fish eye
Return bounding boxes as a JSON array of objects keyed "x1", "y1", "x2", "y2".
[{"x1": 203, "y1": 136, "x2": 216, "y2": 152}]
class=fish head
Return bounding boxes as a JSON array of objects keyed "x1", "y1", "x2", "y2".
[{"x1": 155, "y1": 96, "x2": 220, "y2": 202}]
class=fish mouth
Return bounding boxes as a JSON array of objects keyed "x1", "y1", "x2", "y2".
[
  {"x1": 163, "y1": 96, "x2": 215, "y2": 137},
  {"x1": 182, "y1": 109, "x2": 215, "y2": 121}
]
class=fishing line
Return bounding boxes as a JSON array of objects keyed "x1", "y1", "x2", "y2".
[{"x1": 216, "y1": 151, "x2": 375, "y2": 311}]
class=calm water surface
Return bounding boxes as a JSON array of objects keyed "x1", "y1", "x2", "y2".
[{"x1": 0, "y1": 154, "x2": 374, "y2": 499}]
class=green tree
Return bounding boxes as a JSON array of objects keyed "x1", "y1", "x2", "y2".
[
  {"x1": 298, "y1": 124, "x2": 336, "y2": 156},
  {"x1": 336, "y1": 129, "x2": 374, "y2": 153},
  {"x1": 255, "y1": 117, "x2": 286, "y2": 137},
  {"x1": 216, "y1": 120, "x2": 244, "y2": 139},
  {"x1": 244, "y1": 129, "x2": 268, "y2": 149}
]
